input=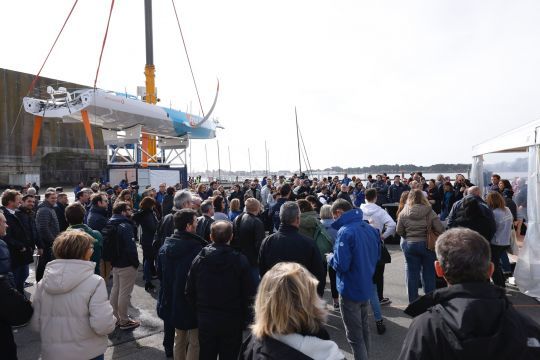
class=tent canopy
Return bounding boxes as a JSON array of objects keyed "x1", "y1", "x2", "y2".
[
  {"x1": 472, "y1": 119, "x2": 540, "y2": 156},
  {"x1": 471, "y1": 119, "x2": 540, "y2": 300}
]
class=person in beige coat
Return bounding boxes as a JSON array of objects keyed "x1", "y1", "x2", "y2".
[
  {"x1": 31, "y1": 230, "x2": 116, "y2": 360},
  {"x1": 397, "y1": 189, "x2": 445, "y2": 304}
]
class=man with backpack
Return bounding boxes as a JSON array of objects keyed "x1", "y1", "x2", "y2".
[
  {"x1": 231, "y1": 198, "x2": 265, "y2": 285},
  {"x1": 398, "y1": 228, "x2": 540, "y2": 359},
  {"x1": 104, "y1": 201, "x2": 140, "y2": 330}
]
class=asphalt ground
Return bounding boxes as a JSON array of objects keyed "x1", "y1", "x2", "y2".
[{"x1": 14, "y1": 244, "x2": 540, "y2": 360}]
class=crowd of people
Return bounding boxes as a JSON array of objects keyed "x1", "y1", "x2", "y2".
[{"x1": 0, "y1": 171, "x2": 538, "y2": 360}]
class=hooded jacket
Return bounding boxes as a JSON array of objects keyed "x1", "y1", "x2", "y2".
[
  {"x1": 185, "y1": 243, "x2": 255, "y2": 329},
  {"x1": 360, "y1": 203, "x2": 396, "y2": 240},
  {"x1": 31, "y1": 260, "x2": 115, "y2": 360},
  {"x1": 240, "y1": 329, "x2": 344, "y2": 360},
  {"x1": 329, "y1": 208, "x2": 380, "y2": 302},
  {"x1": 156, "y1": 230, "x2": 207, "y2": 330},
  {"x1": 397, "y1": 204, "x2": 444, "y2": 242},
  {"x1": 398, "y1": 282, "x2": 540, "y2": 360}
]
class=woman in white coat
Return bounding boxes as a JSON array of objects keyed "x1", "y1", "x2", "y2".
[{"x1": 31, "y1": 230, "x2": 116, "y2": 360}]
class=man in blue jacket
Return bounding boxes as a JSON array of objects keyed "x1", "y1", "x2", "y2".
[
  {"x1": 329, "y1": 199, "x2": 380, "y2": 360},
  {"x1": 108, "y1": 201, "x2": 140, "y2": 330}
]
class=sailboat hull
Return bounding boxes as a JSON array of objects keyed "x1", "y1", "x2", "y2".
[{"x1": 23, "y1": 89, "x2": 218, "y2": 139}]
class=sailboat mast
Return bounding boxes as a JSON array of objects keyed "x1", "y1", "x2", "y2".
[
  {"x1": 228, "y1": 146, "x2": 232, "y2": 175},
  {"x1": 217, "y1": 140, "x2": 221, "y2": 181},
  {"x1": 264, "y1": 140, "x2": 268, "y2": 176},
  {"x1": 205, "y1": 143, "x2": 209, "y2": 175},
  {"x1": 248, "y1": 148, "x2": 252, "y2": 176},
  {"x1": 295, "y1": 107, "x2": 302, "y2": 175}
]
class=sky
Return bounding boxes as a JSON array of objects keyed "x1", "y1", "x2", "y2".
[{"x1": 2, "y1": 0, "x2": 540, "y2": 173}]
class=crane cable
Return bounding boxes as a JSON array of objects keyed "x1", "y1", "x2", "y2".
[
  {"x1": 94, "y1": 0, "x2": 116, "y2": 89},
  {"x1": 171, "y1": 0, "x2": 205, "y2": 117},
  {"x1": 10, "y1": 0, "x2": 79, "y2": 136}
]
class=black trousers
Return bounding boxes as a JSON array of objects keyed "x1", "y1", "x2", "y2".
[
  {"x1": 491, "y1": 244, "x2": 506, "y2": 288},
  {"x1": 163, "y1": 319, "x2": 175, "y2": 354},
  {"x1": 36, "y1": 247, "x2": 53, "y2": 282},
  {"x1": 198, "y1": 324, "x2": 243, "y2": 360},
  {"x1": 373, "y1": 262, "x2": 385, "y2": 300},
  {"x1": 328, "y1": 265, "x2": 338, "y2": 299}
]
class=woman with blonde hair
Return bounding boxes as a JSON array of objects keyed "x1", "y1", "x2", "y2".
[
  {"x1": 31, "y1": 230, "x2": 116, "y2": 360},
  {"x1": 397, "y1": 189, "x2": 445, "y2": 303},
  {"x1": 239, "y1": 262, "x2": 344, "y2": 360},
  {"x1": 228, "y1": 198, "x2": 242, "y2": 221},
  {"x1": 486, "y1": 191, "x2": 513, "y2": 288}
]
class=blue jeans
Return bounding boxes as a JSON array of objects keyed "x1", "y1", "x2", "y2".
[
  {"x1": 90, "y1": 355, "x2": 104, "y2": 360},
  {"x1": 142, "y1": 244, "x2": 155, "y2": 283},
  {"x1": 400, "y1": 239, "x2": 436, "y2": 303},
  {"x1": 340, "y1": 296, "x2": 370, "y2": 360},
  {"x1": 369, "y1": 284, "x2": 382, "y2": 321},
  {"x1": 12, "y1": 264, "x2": 29, "y2": 295}
]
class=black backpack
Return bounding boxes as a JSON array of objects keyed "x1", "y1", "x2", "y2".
[{"x1": 101, "y1": 223, "x2": 120, "y2": 262}]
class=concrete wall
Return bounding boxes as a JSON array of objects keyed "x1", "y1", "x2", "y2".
[{"x1": 0, "y1": 68, "x2": 107, "y2": 186}]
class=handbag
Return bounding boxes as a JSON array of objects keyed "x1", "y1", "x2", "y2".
[
  {"x1": 380, "y1": 241, "x2": 392, "y2": 264},
  {"x1": 426, "y1": 214, "x2": 440, "y2": 251}
]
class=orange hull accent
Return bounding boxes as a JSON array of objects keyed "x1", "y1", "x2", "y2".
[
  {"x1": 81, "y1": 110, "x2": 95, "y2": 152},
  {"x1": 31, "y1": 116, "x2": 43, "y2": 156}
]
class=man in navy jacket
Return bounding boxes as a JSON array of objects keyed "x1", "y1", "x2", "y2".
[
  {"x1": 157, "y1": 209, "x2": 207, "y2": 360},
  {"x1": 108, "y1": 201, "x2": 140, "y2": 330}
]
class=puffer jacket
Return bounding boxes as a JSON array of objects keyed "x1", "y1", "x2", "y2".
[
  {"x1": 36, "y1": 202, "x2": 60, "y2": 248},
  {"x1": 31, "y1": 260, "x2": 116, "y2": 360},
  {"x1": 396, "y1": 204, "x2": 444, "y2": 242}
]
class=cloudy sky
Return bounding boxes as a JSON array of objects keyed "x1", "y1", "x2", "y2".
[{"x1": 2, "y1": 0, "x2": 540, "y2": 172}]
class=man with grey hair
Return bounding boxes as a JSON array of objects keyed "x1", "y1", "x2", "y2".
[
  {"x1": 258, "y1": 201, "x2": 325, "y2": 295},
  {"x1": 398, "y1": 228, "x2": 540, "y2": 360},
  {"x1": 154, "y1": 189, "x2": 194, "y2": 357},
  {"x1": 155, "y1": 190, "x2": 194, "y2": 249}
]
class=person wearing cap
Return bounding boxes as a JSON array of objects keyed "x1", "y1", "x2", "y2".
[{"x1": 129, "y1": 182, "x2": 142, "y2": 210}]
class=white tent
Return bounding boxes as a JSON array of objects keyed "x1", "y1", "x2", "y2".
[{"x1": 471, "y1": 120, "x2": 540, "y2": 299}]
